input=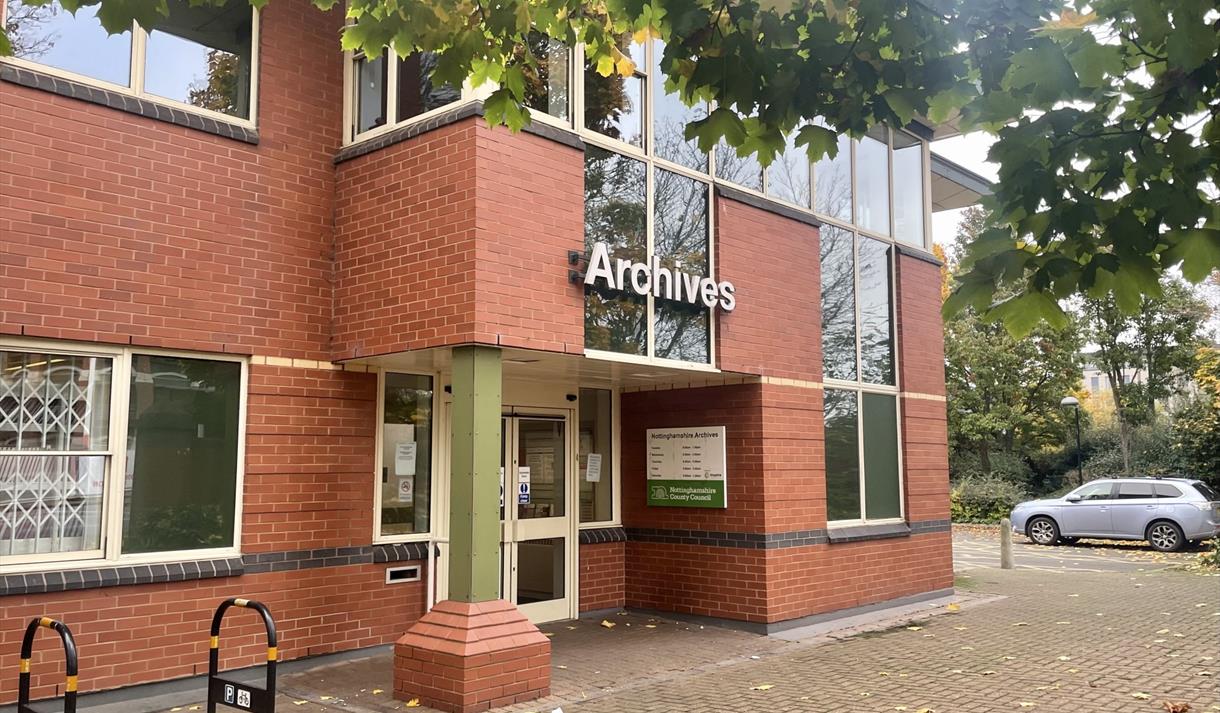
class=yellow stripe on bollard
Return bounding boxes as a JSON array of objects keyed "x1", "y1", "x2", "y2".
[
  {"x1": 267, "y1": 647, "x2": 277, "y2": 662},
  {"x1": 38, "y1": 617, "x2": 53, "y2": 628},
  {"x1": 66, "y1": 675, "x2": 78, "y2": 692},
  {"x1": 234, "y1": 598, "x2": 250, "y2": 607},
  {"x1": 210, "y1": 635, "x2": 220, "y2": 649},
  {"x1": 19, "y1": 659, "x2": 30, "y2": 673}
]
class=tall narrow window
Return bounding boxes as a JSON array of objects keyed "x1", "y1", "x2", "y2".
[
  {"x1": 578, "y1": 389, "x2": 614, "y2": 523},
  {"x1": 814, "y1": 133, "x2": 852, "y2": 221},
  {"x1": 855, "y1": 126, "x2": 891, "y2": 236},
  {"x1": 122, "y1": 355, "x2": 241, "y2": 553},
  {"x1": 1, "y1": 350, "x2": 112, "y2": 557},
  {"x1": 820, "y1": 226, "x2": 857, "y2": 381},
  {"x1": 380, "y1": 373, "x2": 434, "y2": 537},
  {"x1": 651, "y1": 39, "x2": 706, "y2": 172},
  {"x1": 652, "y1": 168, "x2": 711, "y2": 363},
  {"x1": 397, "y1": 52, "x2": 460, "y2": 123},
  {"x1": 859, "y1": 238, "x2": 895, "y2": 385},
  {"x1": 353, "y1": 52, "x2": 388, "y2": 134},
  {"x1": 520, "y1": 32, "x2": 570, "y2": 121},
  {"x1": 824, "y1": 389, "x2": 860, "y2": 522},
  {"x1": 584, "y1": 147, "x2": 649, "y2": 356},
  {"x1": 766, "y1": 131, "x2": 811, "y2": 208},
  {"x1": 893, "y1": 131, "x2": 926, "y2": 247}
]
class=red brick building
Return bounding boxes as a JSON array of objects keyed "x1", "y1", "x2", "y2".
[{"x1": 0, "y1": 2, "x2": 986, "y2": 711}]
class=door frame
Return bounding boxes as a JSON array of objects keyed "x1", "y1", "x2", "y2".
[{"x1": 499, "y1": 407, "x2": 578, "y2": 623}]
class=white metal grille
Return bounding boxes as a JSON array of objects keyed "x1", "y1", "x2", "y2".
[{"x1": 0, "y1": 351, "x2": 111, "y2": 557}]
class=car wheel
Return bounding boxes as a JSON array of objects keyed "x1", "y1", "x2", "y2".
[
  {"x1": 1147, "y1": 521, "x2": 1185, "y2": 553},
  {"x1": 1027, "y1": 516, "x2": 1060, "y2": 545}
]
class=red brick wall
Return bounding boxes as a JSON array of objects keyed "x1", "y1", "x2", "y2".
[
  {"x1": 895, "y1": 254, "x2": 950, "y2": 522},
  {"x1": 764, "y1": 532, "x2": 954, "y2": 622},
  {"x1": 0, "y1": 0, "x2": 343, "y2": 359},
  {"x1": 332, "y1": 120, "x2": 479, "y2": 360},
  {"x1": 626, "y1": 543, "x2": 769, "y2": 623},
  {"x1": 0, "y1": 564, "x2": 427, "y2": 702},
  {"x1": 243, "y1": 365, "x2": 377, "y2": 551},
  {"x1": 716, "y1": 199, "x2": 821, "y2": 382},
  {"x1": 472, "y1": 125, "x2": 585, "y2": 353},
  {"x1": 577, "y1": 542, "x2": 625, "y2": 612}
]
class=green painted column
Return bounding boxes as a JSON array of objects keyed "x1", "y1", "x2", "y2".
[{"x1": 448, "y1": 345, "x2": 502, "y2": 602}]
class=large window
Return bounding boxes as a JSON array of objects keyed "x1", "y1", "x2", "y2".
[
  {"x1": 377, "y1": 372, "x2": 435, "y2": 539},
  {"x1": 1, "y1": 0, "x2": 258, "y2": 122},
  {"x1": 582, "y1": 39, "x2": 717, "y2": 366},
  {"x1": 578, "y1": 388, "x2": 614, "y2": 524},
  {"x1": 820, "y1": 223, "x2": 902, "y2": 523},
  {"x1": 1, "y1": 344, "x2": 246, "y2": 565}
]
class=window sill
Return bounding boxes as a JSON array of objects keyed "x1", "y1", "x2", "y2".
[
  {"x1": 826, "y1": 522, "x2": 911, "y2": 544},
  {"x1": 0, "y1": 63, "x2": 259, "y2": 145},
  {"x1": 578, "y1": 526, "x2": 627, "y2": 544},
  {"x1": 0, "y1": 556, "x2": 245, "y2": 596},
  {"x1": 714, "y1": 184, "x2": 824, "y2": 229}
]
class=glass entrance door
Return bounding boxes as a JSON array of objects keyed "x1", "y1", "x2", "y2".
[{"x1": 501, "y1": 415, "x2": 573, "y2": 623}]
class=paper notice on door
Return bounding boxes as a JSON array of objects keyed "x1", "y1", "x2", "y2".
[
  {"x1": 394, "y1": 442, "x2": 417, "y2": 476},
  {"x1": 517, "y1": 466, "x2": 531, "y2": 484},
  {"x1": 585, "y1": 453, "x2": 603, "y2": 482},
  {"x1": 397, "y1": 477, "x2": 414, "y2": 501}
]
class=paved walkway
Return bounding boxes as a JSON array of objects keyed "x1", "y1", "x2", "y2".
[
  {"x1": 150, "y1": 532, "x2": 1217, "y2": 713},
  {"x1": 952, "y1": 525, "x2": 1205, "y2": 573}
]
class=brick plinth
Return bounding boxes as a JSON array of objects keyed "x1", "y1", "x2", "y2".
[{"x1": 393, "y1": 599, "x2": 550, "y2": 713}]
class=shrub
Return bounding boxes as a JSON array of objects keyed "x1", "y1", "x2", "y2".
[
  {"x1": 950, "y1": 475, "x2": 1030, "y2": 524},
  {"x1": 949, "y1": 449, "x2": 1033, "y2": 485}
]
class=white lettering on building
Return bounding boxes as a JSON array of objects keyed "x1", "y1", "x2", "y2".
[{"x1": 583, "y1": 242, "x2": 736, "y2": 312}]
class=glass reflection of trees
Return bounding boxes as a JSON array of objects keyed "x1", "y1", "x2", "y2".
[
  {"x1": 518, "y1": 31, "x2": 569, "y2": 120},
  {"x1": 584, "y1": 147, "x2": 648, "y2": 355},
  {"x1": 824, "y1": 388, "x2": 861, "y2": 521},
  {"x1": 820, "y1": 226, "x2": 857, "y2": 381},
  {"x1": 583, "y1": 34, "x2": 645, "y2": 147},
  {"x1": 814, "y1": 133, "x2": 852, "y2": 221},
  {"x1": 858, "y1": 238, "x2": 895, "y2": 385},
  {"x1": 653, "y1": 169, "x2": 710, "y2": 362}
]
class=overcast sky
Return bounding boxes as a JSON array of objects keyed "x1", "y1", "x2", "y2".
[{"x1": 930, "y1": 132, "x2": 998, "y2": 251}]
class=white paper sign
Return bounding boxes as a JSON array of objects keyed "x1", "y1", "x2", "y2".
[
  {"x1": 397, "y1": 477, "x2": 414, "y2": 501},
  {"x1": 395, "y1": 442, "x2": 418, "y2": 476},
  {"x1": 518, "y1": 466, "x2": 531, "y2": 484},
  {"x1": 500, "y1": 467, "x2": 505, "y2": 507},
  {"x1": 585, "y1": 453, "x2": 603, "y2": 482}
]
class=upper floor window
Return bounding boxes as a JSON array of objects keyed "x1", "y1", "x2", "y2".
[
  {"x1": 1, "y1": 0, "x2": 258, "y2": 122},
  {"x1": 1, "y1": 343, "x2": 246, "y2": 567}
]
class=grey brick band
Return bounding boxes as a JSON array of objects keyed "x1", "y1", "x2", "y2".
[
  {"x1": 579, "y1": 526, "x2": 628, "y2": 545},
  {"x1": 627, "y1": 519, "x2": 951, "y2": 550},
  {"x1": 0, "y1": 557, "x2": 245, "y2": 596},
  {"x1": 0, "y1": 64, "x2": 259, "y2": 145}
]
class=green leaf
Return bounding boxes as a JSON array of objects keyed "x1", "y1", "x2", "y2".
[
  {"x1": 794, "y1": 124, "x2": 839, "y2": 163},
  {"x1": 0, "y1": 28, "x2": 11, "y2": 57},
  {"x1": 687, "y1": 107, "x2": 747, "y2": 153},
  {"x1": 988, "y1": 291, "x2": 1069, "y2": 338},
  {"x1": 1067, "y1": 35, "x2": 1122, "y2": 88},
  {"x1": 1162, "y1": 229, "x2": 1220, "y2": 282},
  {"x1": 1001, "y1": 45, "x2": 1077, "y2": 103}
]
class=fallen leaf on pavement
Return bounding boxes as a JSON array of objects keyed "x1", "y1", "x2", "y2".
[
  {"x1": 906, "y1": 626, "x2": 923, "y2": 631},
  {"x1": 599, "y1": 620, "x2": 615, "y2": 629},
  {"x1": 292, "y1": 702, "x2": 307, "y2": 706},
  {"x1": 1132, "y1": 693, "x2": 1152, "y2": 700},
  {"x1": 946, "y1": 603, "x2": 961, "y2": 612},
  {"x1": 372, "y1": 689, "x2": 383, "y2": 695},
  {"x1": 406, "y1": 698, "x2": 421, "y2": 707},
  {"x1": 750, "y1": 684, "x2": 774, "y2": 691},
  {"x1": 1017, "y1": 703, "x2": 1036, "y2": 708},
  {"x1": 1056, "y1": 656, "x2": 1072, "y2": 661},
  {"x1": 1160, "y1": 702, "x2": 1191, "y2": 713},
  {"x1": 1012, "y1": 622, "x2": 1028, "y2": 627}
]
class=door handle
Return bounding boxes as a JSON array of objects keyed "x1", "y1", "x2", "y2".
[{"x1": 1098, "y1": 506, "x2": 1107, "y2": 511}]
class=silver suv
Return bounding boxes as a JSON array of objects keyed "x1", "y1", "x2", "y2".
[{"x1": 1010, "y1": 477, "x2": 1220, "y2": 552}]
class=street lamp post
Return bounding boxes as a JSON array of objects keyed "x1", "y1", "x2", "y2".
[{"x1": 1061, "y1": 396, "x2": 1083, "y2": 486}]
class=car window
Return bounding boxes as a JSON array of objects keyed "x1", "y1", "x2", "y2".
[
  {"x1": 1074, "y1": 482, "x2": 1113, "y2": 501},
  {"x1": 1153, "y1": 484, "x2": 1182, "y2": 498},
  {"x1": 1116, "y1": 482, "x2": 1157, "y2": 499},
  {"x1": 1192, "y1": 483, "x2": 1219, "y2": 501}
]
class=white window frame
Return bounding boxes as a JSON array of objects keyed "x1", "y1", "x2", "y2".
[
  {"x1": 0, "y1": 2, "x2": 261, "y2": 128},
  {"x1": 0, "y1": 338, "x2": 248, "y2": 572},
  {"x1": 817, "y1": 125, "x2": 910, "y2": 528},
  {"x1": 372, "y1": 368, "x2": 442, "y2": 545},
  {"x1": 576, "y1": 387, "x2": 621, "y2": 529},
  {"x1": 342, "y1": 36, "x2": 576, "y2": 146},
  {"x1": 577, "y1": 39, "x2": 721, "y2": 372}
]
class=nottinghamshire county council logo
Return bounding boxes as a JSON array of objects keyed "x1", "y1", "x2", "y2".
[{"x1": 650, "y1": 485, "x2": 669, "y2": 500}]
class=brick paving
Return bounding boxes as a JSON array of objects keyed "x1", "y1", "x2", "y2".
[{"x1": 156, "y1": 555, "x2": 1220, "y2": 713}]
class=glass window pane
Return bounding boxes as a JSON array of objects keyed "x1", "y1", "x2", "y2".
[
  {"x1": 814, "y1": 132, "x2": 852, "y2": 221},
  {"x1": 651, "y1": 40, "x2": 706, "y2": 172},
  {"x1": 859, "y1": 237, "x2": 895, "y2": 385},
  {"x1": 5, "y1": 0, "x2": 131, "y2": 86},
  {"x1": 893, "y1": 131, "x2": 925, "y2": 247},
  {"x1": 653, "y1": 167, "x2": 711, "y2": 362},
  {"x1": 520, "y1": 33, "x2": 569, "y2": 120},
  {"x1": 380, "y1": 373, "x2": 433, "y2": 536},
  {"x1": 1, "y1": 454, "x2": 106, "y2": 556},
  {"x1": 824, "y1": 389, "x2": 860, "y2": 521},
  {"x1": 820, "y1": 226, "x2": 857, "y2": 381},
  {"x1": 578, "y1": 389, "x2": 613, "y2": 523},
  {"x1": 515, "y1": 537, "x2": 565, "y2": 603},
  {"x1": 862, "y1": 393, "x2": 900, "y2": 519},
  {"x1": 584, "y1": 147, "x2": 648, "y2": 355},
  {"x1": 715, "y1": 141, "x2": 763, "y2": 191},
  {"x1": 122, "y1": 355, "x2": 241, "y2": 554},
  {"x1": 144, "y1": 0, "x2": 253, "y2": 118},
  {"x1": 518, "y1": 419, "x2": 564, "y2": 518},
  {"x1": 0, "y1": 351, "x2": 112, "y2": 451},
  {"x1": 354, "y1": 53, "x2": 387, "y2": 135},
  {"x1": 855, "y1": 126, "x2": 890, "y2": 235},
  {"x1": 584, "y1": 35, "x2": 644, "y2": 147},
  {"x1": 1117, "y1": 482, "x2": 1156, "y2": 499},
  {"x1": 398, "y1": 52, "x2": 461, "y2": 122},
  {"x1": 766, "y1": 131, "x2": 811, "y2": 208}
]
